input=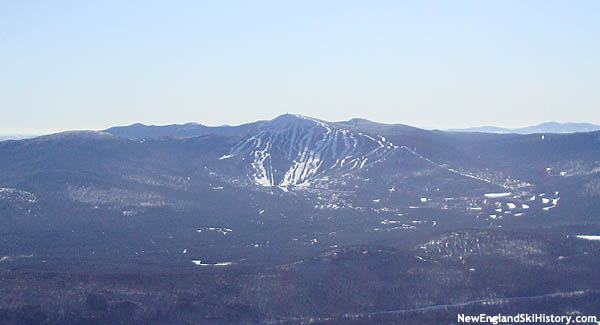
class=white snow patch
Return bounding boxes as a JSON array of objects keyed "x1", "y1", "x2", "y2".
[
  {"x1": 484, "y1": 192, "x2": 512, "y2": 198},
  {"x1": 219, "y1": 154, "x2": 235, "y2": 160},
  {"x1": 197, "y1": 227, "x2": 232, "y2": 235},
  {"x1": 542, "y1": 198, "x2": 550, "y2": 204},
  {"x1": 360, "y1": 158, "x2": 368, "y2": 169},
  {"x1": 576, "y1": 235, "x2": 600, "y2": 241},
  {"x1": 506, "y1": 203, "x2": 516, "y2": 209},
  {"x1": 522, "y1": 204, "x2": 530, "y2": 209},
  {"x1": 192, "y1": 260, "x2": 233, "y2": 266}
]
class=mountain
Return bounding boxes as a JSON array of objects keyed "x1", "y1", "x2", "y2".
[
  {"x1": 1, "y1": 113, "x2": 599, "y2": 263},
  {"x1": 449, "y1": 121, "x2": 600, "y2": 134},
  {"x1": 219, "y1": 114, "x2": 403, "y2": 188},
  {"x1": 0, "y1": 134, "x2": 38, "y2": 141},
  {"x1": 1, "y1": 113, "x2": 600, "y2": 323},
  {"x1": 104, "y1": 119, "x2": 600, "y2": 138},
  {"x1": 103, "y1": 121, "x2": 264, "y2": 139}
]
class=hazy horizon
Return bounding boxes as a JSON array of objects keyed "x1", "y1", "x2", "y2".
[
  {"x1": 2, "y1": 114, "x2": 600, "y2": 137},
  {"x1": 2, "y1": 1, "x2": 599, "y2": 134}
]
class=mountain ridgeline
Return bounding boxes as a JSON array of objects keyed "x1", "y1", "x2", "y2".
[
  {"x1": 448, "y1": 121, "x2": 600, "y2": 134},
  {"x1": 1, "y1": 114, "x2": 600, "y2": 324}
]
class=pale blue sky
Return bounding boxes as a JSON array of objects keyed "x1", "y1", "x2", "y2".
[{"x1": 1, "y1": 1, "x2": 599, "y2": 134}]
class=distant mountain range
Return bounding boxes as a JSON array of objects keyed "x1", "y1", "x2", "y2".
[
  {"x1": 0, "y1": 134, "x2": 38, "y2": 141},
  {"x1": 448, "y1": 122, "x2": 600, "y2": 134},
  {"x1": 2, "y1": 113, "x2": 600, "y2": 323},
  {"x1": 102, "y1": 120, "x2": 600, "y2": 140},
  {"x1": 2, "y1": 121, "x2": 597, "y2": 143},
  {"x1": 103, "y1": 121, "x2": 263, "y2": 139},
  {"x1": 2, "y1": 113, "x2": 598, "y2": 266}
]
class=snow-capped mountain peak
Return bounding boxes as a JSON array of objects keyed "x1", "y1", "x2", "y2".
[{"x1": 221, "y1": 114, "x2": 399, "y2": 188}]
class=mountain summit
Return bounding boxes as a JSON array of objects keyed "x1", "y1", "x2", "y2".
[{"x1": 219, "y1": 113, "x2": 399, "y2": 187}]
